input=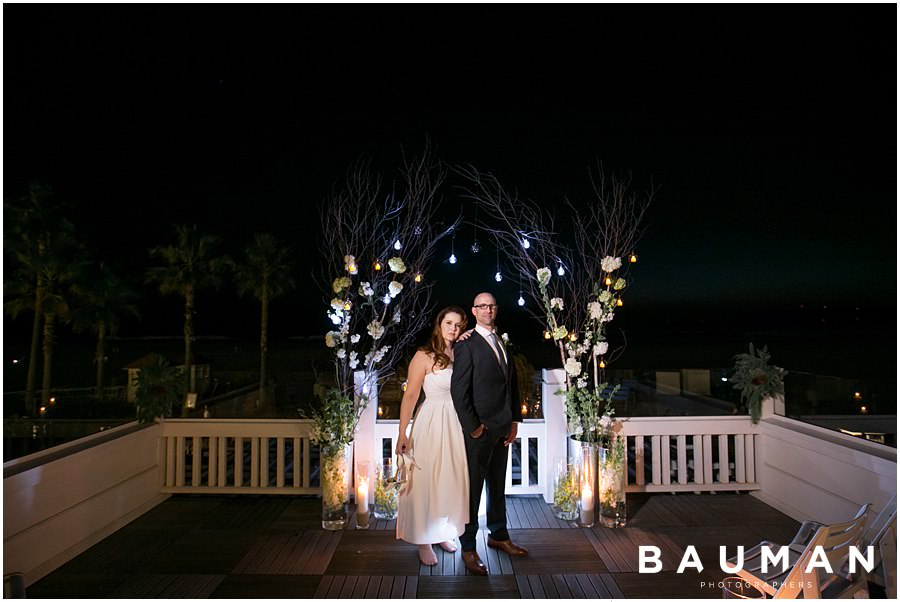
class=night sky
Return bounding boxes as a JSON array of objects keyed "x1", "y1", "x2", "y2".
[{"x1": 4, "y1": 6, "x2": 896, "y2": 362}]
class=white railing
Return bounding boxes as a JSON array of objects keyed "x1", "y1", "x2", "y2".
[
  {"x1": 372, "y1": 418, "x2": 548, "y2": 496},
  {"x1": 157, "y1": 419, "x2": 320, "y2": 494},
  {"x1": 618, "y1": 416, "x2": 760, "y2": 493}
]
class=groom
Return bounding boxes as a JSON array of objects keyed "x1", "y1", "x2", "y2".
[{"x1": 451, "y1": 292, "x2": 528, "y2": 575}]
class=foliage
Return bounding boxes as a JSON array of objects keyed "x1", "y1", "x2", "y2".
[
  {"x1": 553, "y1": 463, "x2": 578, "y2": 515},
  {"x1": 373, "y1": 464, "x2": 399, "y2": 517},
  {"x1": 134, "y1": 355, "x2": 184, "y2": 423},
  {"x1": 599, "y1": 435, "x2": 626, "y2": 508},
  {"x1": 305, "y1": 387, "x2": 358, "y2": 455},
  {"x1": 728, "y1": 343, "x2": 787, "y2": 423}
]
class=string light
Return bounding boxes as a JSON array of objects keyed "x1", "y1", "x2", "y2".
[
  {"x1": 599, "y1": 359, "x2": 606, "y2": 369},
  {"x1": 343, "y1": 300, "x2": 352, "y2": 311},
  {"x1": 449, "y1": 253, "x2": 457, "y2": 264},
  {"x1": 544, "y1": 330, "x2": 552, "y2": 339},
  {"x1": 629, "y1": 253, "x2": 638, "y2": 263},
  {"x1": 569, "y1": 332, "x2": 577, "y2": 342},
  {"x1": 557, "y1": 261, "x2": 565, "y2": 276},
  {"x1": 495, "y1": 271, "x2": 503, "y2": 282},
  {"x1": 471, "y1": 204, "x2": 480, "y2": 253},
  {"x1": 449, "y1": 233, "x2": 457, "y2": 264},
  {"x1": 414, "y1": 273, "x2": 422, "y2": 283},
  {"x1": 494, "y1": 246, "x2": 502, "y2": 282},
  {"x1": 374, "y1": 260, "x2": 382, "y2": 271},
  {"x1": 604, "y1": 276, "x2": 613, "y2": 286},
  {"x1": 518, "y1": 294, "x2": 525, "y2": 306},
  {"x1": 394, "y1": 240, "x2": 402, "y2": 250},
  {"x1": 616, "y1": 298, "x2": 623, "y2": 307},
  {"x1": 383, "y1": 294, "x2": 391, "y2": 304},
  {"x1": 521, "y1": 236, "x2": 530, "y2": 249}
]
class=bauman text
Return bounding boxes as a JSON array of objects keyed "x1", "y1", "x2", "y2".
[{"x1": 638, "y1": 545, "x2": 875, "y2": 574}]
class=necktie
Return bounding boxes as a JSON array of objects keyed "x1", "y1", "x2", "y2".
[{"x1": 489, "y1": 332, "x2": 508, "y2": 374}]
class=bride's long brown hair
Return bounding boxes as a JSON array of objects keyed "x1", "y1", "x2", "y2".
[{"x1": 419, "y1": 306, "x2": 468, "y2": 371}]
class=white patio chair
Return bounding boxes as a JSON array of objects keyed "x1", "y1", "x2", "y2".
[{"x1": 725, "y1": 503, "x2": 871, "y2": 598}]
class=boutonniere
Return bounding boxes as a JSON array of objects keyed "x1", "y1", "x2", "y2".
[{"x1": 501, "y1": 332, "x2": 510, "y2": 344}]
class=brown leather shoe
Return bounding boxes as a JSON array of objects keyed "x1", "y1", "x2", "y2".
[
  {"x1": 487, "y1": 537, "x2": 529, "y2": 557},
  {"x1": 461, "y1": 550, "x2": 488, "y2": 575}
]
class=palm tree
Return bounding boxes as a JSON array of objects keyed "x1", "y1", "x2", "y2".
[
  {"x1": 234, "y1": 233, "x2": 295, "y2": 406},
  {"x1": 71, "y1": 263, "x2": 141, "y2": 400},
  {"x1": 146, "y1": 225, "x2": 231, "y2": 414},
  {"x1": 4, "y1": 183, "x2": 76, "y2": 414},
  {"x1": 134, "y1": 355, "x2": 184, "y2": 423}
]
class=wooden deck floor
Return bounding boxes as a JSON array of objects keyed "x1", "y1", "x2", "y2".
[{"x1": 26, "y1": 493, "x2": 801, "y2": 599}]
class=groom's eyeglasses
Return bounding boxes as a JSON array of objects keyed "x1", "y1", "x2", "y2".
[{"x1": 473, "y1": 304, "x2": 499, "y2": 310}]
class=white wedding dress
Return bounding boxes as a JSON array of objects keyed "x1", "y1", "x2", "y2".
[{"x1": 396, "y1": 367, "x2": 469, "y2": 545}]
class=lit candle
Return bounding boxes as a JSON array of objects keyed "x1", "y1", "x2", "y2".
[
  {"x1": 581, "y1": 482, "x2": 594, "y2": 525},
  {"x1": 357, "y1": 476, "x2": 370, "y2": 528}
]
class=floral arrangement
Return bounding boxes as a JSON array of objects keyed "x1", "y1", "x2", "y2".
[
  {"x1": 320, "y1": 447, "x2": 349, "y2": 510},
  {"x1": 536, "y1": 258, "x2": 627, "y2": 442},
  {"x1": 729, "y1": 343, "x2": 787, "y2": 424},
  {"x1": 309, "y1": 254, "x2": 412, "y2": 454},
  {"x1": 373, "y1": 463, "x2": 399, "y2": 519},
  {"x1": 598, "y1": 435, "x2": 626, "y2": 507},
  {"x1": 552, "y1": 462, "x2": 579, "y2": 518}
]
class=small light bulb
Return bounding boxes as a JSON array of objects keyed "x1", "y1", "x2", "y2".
[
  {"x1": 343, "y1": 301, "x2": 352, "y2": 311},
  {"x1": 495, "y1": 271, "x2": 502, "y2": 282},
  {"x1": 374, "y1": 260, "x2": 382, "y2": 271},
  {"x1": 394, "y1": 240, "x2": 402, "y2": 250},
  {"x1": 12, "y1": 359, "x2": 18, "y2": 364},
  {"x1": 569, "y1": 333, "x2": 577, "y2": 342},
  {"x1": 471, "y1": 241, "x2": 480, "y2": 253},
  {"x1": 384, "y1": 294, "x2": 392, "y2": 304},
  {"x1": 630, "y1": 253, "x2": 638, "y2": 263},
  {"x1": 377, "y1": 406, "x2": 384, "y2": 416},
  {"x1": 616, "y1": 298, "x2": 623, "y2": 307},
  {"x1": 449, "y1": 253, "x2": 457, "y2": 264},
  {"x1": 414, "y1": 273, "x2": 422, "y2": 283},
  {"x1": 557, "y1": 264, "x2": 565, "y2": 276},
  {"x1": 522, "y1": 238, "x2": 530, "y2": 249},
  {"x1": 39, "y1": 406, "x2": 47, "y2": 414},
  {"x1": 604, "y1": 276, "x2": 613, "y2": 286},
  {"x1": 518, "y1": 295, "x2": 525, "y2": 306},
  {"x1": 599, "y1": 360, "x2": 606, "y2": 369},
  {"x1": 402, "y1": 381, "x2": 408, "y2": 392},
  {"x1": 543, "y1": 330, "x2": 552, "y2": 339},
  {"x1": 521, "y1": 403, "x2": 528, "y2": 416}
]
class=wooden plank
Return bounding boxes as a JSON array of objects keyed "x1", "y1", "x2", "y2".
[
  {"x1": 191, "y1": 436, "x2": 201, "y2": 486},
  {"x1": 527, "y1": 574, "x2": 545, "y2": 597},
  {"x1": 314, "y1": 575, "x2": 334, "y2": 598},
  {"x1": 165, "y1": 436, "x2": 176, "y2": 487},
  {"x1": 661, "y1": 435, "x2": 671, "y2": 485},
  {"x1": 208, "y1": 436, "x2": 218, "y2": 487},
  {"x1": 718, "y1": 434, "x2": 729, "y2": 483},
  {"x1": 575, "y1": 573, "x2": 600, "y2": 598},
  {"x1": 734, "y1": 434, "x2": 746, "y2": 482},
  {"x1": 635, "y1": 435, "x2": 645, "y2": 486},
  {"x1": 377, "y1": 574, "x2": 393, "y2": 599},
  {"x1": 516, "y1": 574, "x2": 533, "y2": 598},
  {"x1": 390, "y1": 575, "x2": 408, "y2": 598},
  {"x1": 250, "y1": 437, "x2": 259, "y2": 487},
  {"x1": 260, "y1": 436, "x2": 270, "y2": 487},
  {"x1": 276, "y1": 437, "x2": 285, "y2": 488},
  {"x1": 402, "y1": 576, "x2": 417, "y2": 599},
  {"x1": 364, "y1": 575, "x2": 382, "y2": 598},
  {"x1": 651, "y1": 435, "x2": 661, "y2": 485},
  {"x1": 676, "y1": 435, "x2": 687, "y2": 485},
  {"x1": 293, "y1": 437, "x2": 301, "y2": 488},
  {"x1": 507, "y1": 496, "x2": 522, "y2": 529},
  {"x1": 552, "y1": 574, "x2": 571, "y2": 598},
  {"x1": 746, "y1": 434, "x2": 756, "y2": 482},
  {"x1": 337, "y1": 575, "x2": 357, "y2": 598},
  {"x1": 598, "y1": 572, "x2": 625, "y2": 597},
  {"x1": 539, "y1": 574, "x2": 560, "y2": 598},
  {"x1": 303, "y1": 437, "x2": 311, "y2": 489},
  {"x1": 692, "y1": 435, "x2": 704, "y2": 484},
  {"x1": 234, "y1": 437, "x2": 243, "y2": 487},
  {"x1": 175, "y1": 436, "x2": 184, "y2": 487},
  {"x1": 351, "y1": 575, "x2": 370, "y2": 598},
  {"x1": 217, "y1": 436, "x2": 227, "y2": 486},
  {"x1": 326, "y1": 574, "x2": 344, "y2": 598}
]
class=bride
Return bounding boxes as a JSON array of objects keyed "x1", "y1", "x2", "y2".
[{"x1": 395, "y1": 306, "x2": 470, "y2": 565}]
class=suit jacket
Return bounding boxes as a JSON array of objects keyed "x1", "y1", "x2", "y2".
[{"x1": 450, "y1": 332, "x2": 519, "y2": 435}]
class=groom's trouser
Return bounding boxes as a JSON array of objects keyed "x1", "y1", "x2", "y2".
[{"x1": 460, "y1": 428, "x2": 510, "y2": 551}]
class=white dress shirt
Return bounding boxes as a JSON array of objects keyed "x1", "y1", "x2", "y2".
[{"x1": 474, "y1": 324, "x2": 507, "y2": 367}]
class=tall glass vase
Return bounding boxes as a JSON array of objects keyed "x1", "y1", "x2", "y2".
[
  {"x1": 373, "y1": 457, "x2": 399, "y2": 520},
  {"x1": 577, "y1": 441, "x2": 597, "y2": 527},
  {"x1": 552, "y1": 457, "x2": 579, "y2": 521},
  {"x1": 321, "y1": 444, "x2": 351, "y2": 530},
  {"x1": 599, "y1": 436, "x2": 627, "y2": 528}
]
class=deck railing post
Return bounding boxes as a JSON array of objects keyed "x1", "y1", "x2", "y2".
[{"x1": 542, "y1": 368, "x2": 568, "y2": 501}]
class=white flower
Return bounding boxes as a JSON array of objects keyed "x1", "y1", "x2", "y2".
[
  {"x1": 588, "y1": 301, "x2": 603, "y2": 320},
  {"x1": 344, "y1": 254, "x2": 358, "y2": 275},
  {"x1": 392, "y1": 309, "x2": 401, "y2": 324},
  {"x1": 550, "y1": 297, "x2": 564, "y2": 310},
  {"x1": 350, "y1": 334, "x2": 361, "y2": 344},
  {"x1": 599, "y1": 290, "x2": 613, "y2": 304},
  {"x1": 330, "y1": 298, "x2": 344, "y2": 311},
  {"x1": 536, "y1": 267, "x2": 551, "y2": 286},
  {"x1": 574, "y1": 424, "x2": 584, "y2": 436},
  {"x1": 600, "y1": 415, "x2": 613, "y2": 431},
  {"x1": 360, "y1": 282, "x2": 374, "y2": 297},
  {"x1": 564, "y1": 357, "x2": 582, "y2": 377},
  {"x1": 501, "y1": 332, "x2": 509, "y2": 344},
  {"x1": 372, "y1": 345, "x2": 391, "y2": 364},
  {"x1": 349, "y1": 351, "x2": 359, "y2": 369},
  {"x1": 336, "y1": 349, "x2": 346, "y2": 359},
  {"x1": 327, "y1": 311, "x2": 342, "y2": 325},
  {"x1": 604, "y1": 311, "x2": 615, "y2": 323},
  {"x1": 601, "y1": 256, "x2": 622, "y2": 273},
  {"x1": 613, "y1": 278, "x2": 626, "y2": 291},
  {"x1": 388, "y1": 257, "x2": 406, "y2": 274},
  {"x1": 576, "y1": 376, "x2": 588, "y2": 389},
  {"x1": 388, "y1": 281, "x2": 403, "y2": 298},
  {"x1": 325, "y1": 331, "x2": 340, "y2": 348},
  {"x1": 552, "y1": 326, "x2": 569, "y2": 341},
  {"x1": 332, "y1": 276, "x2": 352, "y2": 293},
  {"x1": 595, "y1": 341, "x2": 609, "y2": 356},
  {"x1": 367, "y1": 321, "x2": 385, "y2": 340}
]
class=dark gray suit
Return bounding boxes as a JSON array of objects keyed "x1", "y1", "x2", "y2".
[{"x1": 450, "y1": 331, "x2": 519, "y2": 551}]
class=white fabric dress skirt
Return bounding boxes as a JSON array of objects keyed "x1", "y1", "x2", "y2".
[{"x1": 396, "y1": 367, "x2": 469, "y2": 544}]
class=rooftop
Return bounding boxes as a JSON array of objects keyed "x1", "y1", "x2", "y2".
[{"x1": 26, "y1": 492, "x2": 799, "y2": 599}]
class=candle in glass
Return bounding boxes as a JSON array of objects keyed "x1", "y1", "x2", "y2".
[
  {"x1": 356, "y1": 461, "x2": 371, "y2": 529},
  {"x1": 580, "y1": 482, "x2": 594, "y2": 525}
]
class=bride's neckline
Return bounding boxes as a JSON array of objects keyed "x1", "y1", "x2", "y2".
[{"x1": 426, "y1": 363, "x2": 453, "y2": 376}]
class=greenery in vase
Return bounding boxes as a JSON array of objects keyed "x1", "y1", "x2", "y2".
[
  {"x1": 598, "y1": 435, "x2": 626, "y2": 507},
  {"x1": 320, "y1": 448, "x2": 349, "y2": 510},
  {"x1": 728, "y1": 343, "x2": 787, "y2": 424},
  {"x1": 373, "y1": 466, "x2": 399, "y2": 515},
  {"x1": 553, "y1": 464, "x2": 579, "y2": 514}
]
